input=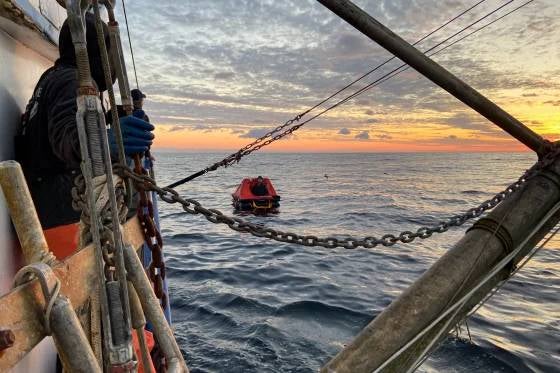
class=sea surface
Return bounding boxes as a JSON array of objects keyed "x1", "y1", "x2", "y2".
[{"x1": 152, "y1": 152, "x2": 559, "y2": 373}]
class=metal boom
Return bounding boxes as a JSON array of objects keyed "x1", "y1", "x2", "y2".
[{"x1": 316, "y1": 0, "x2": 548, "y2": 154}]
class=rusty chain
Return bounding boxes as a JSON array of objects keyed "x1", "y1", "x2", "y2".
[
  {"x1": 133, "y1": 156, "x2": 168, "y2": 308},
  {"x1": 166, "y1": 1, "x2": 535, "y2": 190},
  {"x1": 72, "y1": 174, "x2": 128, "y2": 279},
  {"x1": 167, "y1": 112, "x2": 308, "y2": 188},
  {"x1": 207, "y1": 112, "x2": 307, "y2": 168},
  {"x1": 115, "y1": 145, "x2": 560, "y2": 250}
]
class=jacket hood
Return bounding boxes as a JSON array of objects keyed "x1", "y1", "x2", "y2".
[{"x1": 57, "y1": 12, "x2": 114, "y2": 91}]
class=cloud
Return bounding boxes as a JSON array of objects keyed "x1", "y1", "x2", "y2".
[
  {"x1": 193, "y1": 124, "x2": 213, "y2": 131},
  {"x1": 376, "y1": 134, "x2": 392, "y2": 140},
  {"x1": 338, "y1": 127, "x2": 351, "y2": 135},
  {"x1": 443, "y1": 112, "x2": 501, "y2": 136},
  {"x1": 214, "y1": 72, "x2": 235, "y2": 80},
  {"x1": 239, "y1": 128, "x2": 271, "y2": 138},
  {"x1": 168, "y1": 125, "x2": 187, "y2": 132},
  {"x1": 112, "y1": 0, "x2": 560, "y2": 149},
  {"x1": 355, "y1": 131, "x2": 369, "y2": 140},
  {"x1": 544, "y1": 100, "x2": 560, "y2": 106}
]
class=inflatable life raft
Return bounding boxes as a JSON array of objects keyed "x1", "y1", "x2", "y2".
[{"x1": 232, "y1": 177, "x2": 280, "y2": 213}]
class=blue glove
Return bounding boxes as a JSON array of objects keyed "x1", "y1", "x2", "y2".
[{"x1": 108, "y1": 114, "x2": 154, "y2": 157}]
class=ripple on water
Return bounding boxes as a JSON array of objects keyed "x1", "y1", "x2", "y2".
[{"x1": 155, "y1": 152, "x2": 559, "y2": 372}]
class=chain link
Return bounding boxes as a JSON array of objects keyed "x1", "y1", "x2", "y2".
[
  {"x1": 166, "y1": 112, "x2": 309, "y2": 187},
  {"x1": 207, "y1": 113, "x2": 306, "y2": 170},
  {"x1": 115, "y1": 145, "x2": 560, "y2": 250},
  {"x1": 133, "y1": 157, "x2": 168, "y2": 308},
  {"x1": 72, "y1": 174, "x2": 128, "y2": 279}
]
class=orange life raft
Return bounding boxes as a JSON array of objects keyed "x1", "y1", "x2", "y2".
[{"x1": 232, "y1": 177, "x2": 280, "y2": 213}]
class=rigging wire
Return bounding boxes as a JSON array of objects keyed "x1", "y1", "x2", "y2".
[
  {"x1": 405, "y1": 176, "x2": 532, "y2": 372},
  {"x1": 168, "y1": 0, "x2": 513, "y2": 188},
  {"x1": 179, "y1": 0, "x2": 526, "y2": 176},
  {"x1": 468, "y1": 220, "x2": 559, "y2": 318},
  {"x1": 371, "y1": 0, "x2": 535, "y2": 91},
  {"x1": 408, "y1": 220, "x2": 560, "y2": 373},
  {"x1": 225, "y1": 0, "x2": 490, "y2": 155},
  {"x1": 300, "y1": 0, "x2": 489, "y2": 117},
  {"x1": 287, "y1": 0, "x2": 518, "y2": 133},
  {"x1": 121, "y1": 0, "x2": 139, "y2": 90}
]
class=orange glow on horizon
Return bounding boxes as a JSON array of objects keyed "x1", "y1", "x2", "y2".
[
  {"x1": 152, "y1": 126, "x2": 533, "y2": 153},
  {"x1": 150, "y1": 95, "x2": 558, "y2": 153}
]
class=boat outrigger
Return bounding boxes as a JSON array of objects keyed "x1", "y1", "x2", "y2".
[{"x1": 232, "y1": 177, "x2": 280, "y2": 213}]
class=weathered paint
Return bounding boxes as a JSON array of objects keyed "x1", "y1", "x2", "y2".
[
  {"x1": 0, "y1": 161, "x2": 57, "y2": 266},
  {"x1": 0, "y1": 3, "x2": 63, "y2": 371},
  {"x1": 0, "y1": 216, "x2": 145, "y2": 372}
]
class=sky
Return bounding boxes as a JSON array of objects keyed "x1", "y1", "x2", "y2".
[{"x1": 115, "y1": 0, "x2": 559, "y2": 152}]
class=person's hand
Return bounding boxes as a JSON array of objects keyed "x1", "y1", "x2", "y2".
[{"x1": 108, "y1": 115, "x2": 154, "y2": 157}]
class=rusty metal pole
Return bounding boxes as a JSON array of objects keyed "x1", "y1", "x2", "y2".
[
  {"x1": 0, "y1": 161, "x2": 56, "y2": 265},
  {"x1": 316, "y1": 0, "x2": 548, "y2": 154},
  {"x1": 123, "y1": 245, "x2": 189, "y2": 373},
  {"x1": 14, "y1": 263, "x2": 101, "y2": 373}
]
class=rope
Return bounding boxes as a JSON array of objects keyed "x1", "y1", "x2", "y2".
[
  {"x1": 372, "y1": 201, "x2": 560, "y2": 372},
  {"x1": 121, "y1": 0, "x2": 139, "y2": 90},
  {"x1": 409, "y1": 220, "x2": 560, "y2": 372},
  {"x1": 166, "y1": 0, "x2": 528, "y2": 188}
]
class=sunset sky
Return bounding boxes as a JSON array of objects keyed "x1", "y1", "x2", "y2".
[{"x1": 116, "y1": 0, "x2": 559, "y2": 152}]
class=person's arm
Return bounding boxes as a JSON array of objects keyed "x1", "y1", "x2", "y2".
[{"x1": 46, "y1": 69, "x2": 81, "y2": 168}]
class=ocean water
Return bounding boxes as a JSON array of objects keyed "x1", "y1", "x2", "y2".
[{"x1": 152, "y1": 152, "x2": 559, "y2": 373}]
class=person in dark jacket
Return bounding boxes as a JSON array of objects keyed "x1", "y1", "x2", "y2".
[
  {"x1": 131, "y1": 88, "x2": 150, "y2": 122},
  {"x1": 16, "y1": 13, "x2": 153, "y2": 256},
  {"x1": 251, "y1": 176, "x2": 269, "y2": 196},
  {"x1": 106, "y1": 88, "x2": 149, "y2": 123}
]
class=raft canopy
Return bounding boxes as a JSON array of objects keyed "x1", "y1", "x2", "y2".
[{"x1": 232, "y1": 177, "x2": 280, "y2": 212}]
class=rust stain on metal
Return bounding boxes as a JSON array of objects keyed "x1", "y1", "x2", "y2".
[
  {"x1": 0, "y1": 329, "x2": 15, "y2": 351},
  {"x1": 0, "y1": 161, "x2": 56, "y2": 265},
  {"x1": 0, "y1": 217, "x2": 144, "y2": 371}
]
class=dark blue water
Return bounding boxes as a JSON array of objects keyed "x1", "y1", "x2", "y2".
[{"x1": 152, "y1": 152, "x2": 559, "y2": 373}]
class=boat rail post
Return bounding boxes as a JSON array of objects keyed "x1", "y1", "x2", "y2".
[
  {"x1": 0, "y1": 161, "x2": 101, "y2": 371},
  {"x1": 316, "y1": 0, "x2": 550, "y2": 155},
  {"x1": 123, "y1": 244, "x2": 189, "y2": 373},
  {"x1": 0, "y1": 161, "x2": 56, "y2": 265}
]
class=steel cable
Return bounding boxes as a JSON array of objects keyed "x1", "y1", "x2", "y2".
[
  {"x1": 167, "y1": 0, "x2": 532, "y2": 188},
  {"x1": 121, "y1": 0, "x2": 139, "y2": 90}
]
